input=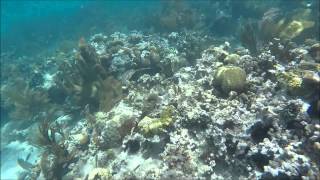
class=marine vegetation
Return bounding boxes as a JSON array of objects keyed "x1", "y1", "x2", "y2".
[
  {"x1": 33, "y1": 120, "x2": 76, "y2": 180},
  {"x1": 151, "y1": 0, "x2": 197, "y2": 32},
  {"x1": 1, "y1": 78, "x2": 54, "y2": 127},
  {"x1": 240, "y1": 7, "x2": 318, "y2": 54}
]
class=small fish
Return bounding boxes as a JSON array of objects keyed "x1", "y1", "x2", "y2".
[
  {"x1": 307, "y1": 100, "x2": 320, "y2": 119},
  {"x1": 17, "y1": 158, "x2": 34, "y2": 171},
  {"x1": 25, "y1": 152, "x2": 31, "y2": 161}
]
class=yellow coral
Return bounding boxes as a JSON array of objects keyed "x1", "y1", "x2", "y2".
[
  {"x1": 287, "y1": 72, "x2": 303, "y2": 89},
  {"x1": 277, "y1": 71, "x2": 303, "y2": 95},
  {"x1": 138, "y1": 106, "x2": 174, "y2": 135},
  {"x1": 88, "y1": 168, "x2": 111, "y2": 180}
]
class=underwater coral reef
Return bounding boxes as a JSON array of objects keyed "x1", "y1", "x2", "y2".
[{"x1": 1, "y1": 0, "x2": 319, "y2": 180}]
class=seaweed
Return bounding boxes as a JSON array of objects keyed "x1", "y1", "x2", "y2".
[
  {"x1": 96, "y1": 76, "x2": 123, "y2": 112},
  {"x1": 1, "y1": 79, "x2": 54, "y2": 126},
  {"x1": 32, "y1": 120, "x2": 76, "y2": 180},
  {"x1": 240, "y1": 7, "x2": 317, "y2": 55},
  {"x1": 239, "y1": 21, "x2": 258, "y2": 55},
  {"x1": 151, "y1": 0, "x2": 196, "y2": 32}
]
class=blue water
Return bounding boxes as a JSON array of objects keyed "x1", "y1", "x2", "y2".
[
  {"x1": 1, "y1": 1, "x2": 161, "y2": 55},
  {"x1": 2, "y1": 0, "x2": 319, "y2": 56}
]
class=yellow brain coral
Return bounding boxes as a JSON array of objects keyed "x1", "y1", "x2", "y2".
[{"x1": 214, "y1": 66, "x2": 247, "y2": 93}]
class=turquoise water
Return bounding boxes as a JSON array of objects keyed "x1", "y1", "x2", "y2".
[
  {"x1": 1, "y1": 1, "x2": 319, "y2": 55},
  {"x1": 1, "y1": 1, "x2": 319, "y2": 179},
  {"x1": 1, "y1": 1, "x2": 162, "y2": 55}
]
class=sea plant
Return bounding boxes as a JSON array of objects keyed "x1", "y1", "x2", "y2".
[
  {"x1": 1, "y1": 79, "x2": 53, "y2": 126},
  {"x1": 32, "y1": 120, "x2": 75, "y2": 180},
  {"x1": 239, "y1": 21, "x2": 258, "y2": 55},
  {"x1": 240, "y1": 8, "x2": 317, "y2": 55},
  {"x1": 96, "y1": 76, "x2": 123, "y2": 112},
  {"x1": 152, "y1": 0, "x2": 196, "y2": 32}
]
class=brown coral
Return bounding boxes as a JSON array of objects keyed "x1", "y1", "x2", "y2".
[{"x1": 54, "y1": 39, "x2": 122, "y2": 112}]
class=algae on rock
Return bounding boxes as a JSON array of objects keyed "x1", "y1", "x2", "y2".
[
  {"x1": 276, "y1": 70, "x2": 319, "y2": 99},
  {"x1": 87, "y1": 167, "x2": 111, "y2": 180},
  {"x1": 138, "y1": 106, "x2": 175, "y2": 135}
]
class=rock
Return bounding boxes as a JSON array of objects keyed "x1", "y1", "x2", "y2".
[
  {"x1": 91, "y1": 102, "x2": 139, "y2": 149},
  {"x1": 277, "y1": 70, "x2": 319, "y2": 98},
  {"x1": 88, "y1": 168, "x2": 111, "y2": 180},
  {"x1": 309, "y1": 43, "x2": 320, "y2": 62},
  {"x1": 205, "y1": 46, "x2": 229, "y2": 61},
  {"x1": 224, "y1": 54, "x2": 240, "y2": 64},
  {"x1": 314, "y1": 142, "x2": 320, "y2": 151},
  {"x1": 307, "y1": 100, "x2": 320, "y2": 119},
  {"x1": 171, "y1": 56, "x2": 187, "y2": 73},
  {"x1": 73, "y1": 132, "x2": 89, "y2": 145},
  {"x1": 214, "y1": 66, "x2": 247, "y2": 93}
]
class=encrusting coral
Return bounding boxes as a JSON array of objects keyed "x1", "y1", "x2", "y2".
[{"x1": 138, "y1": 106, "x2": 175, "y2": 135}]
